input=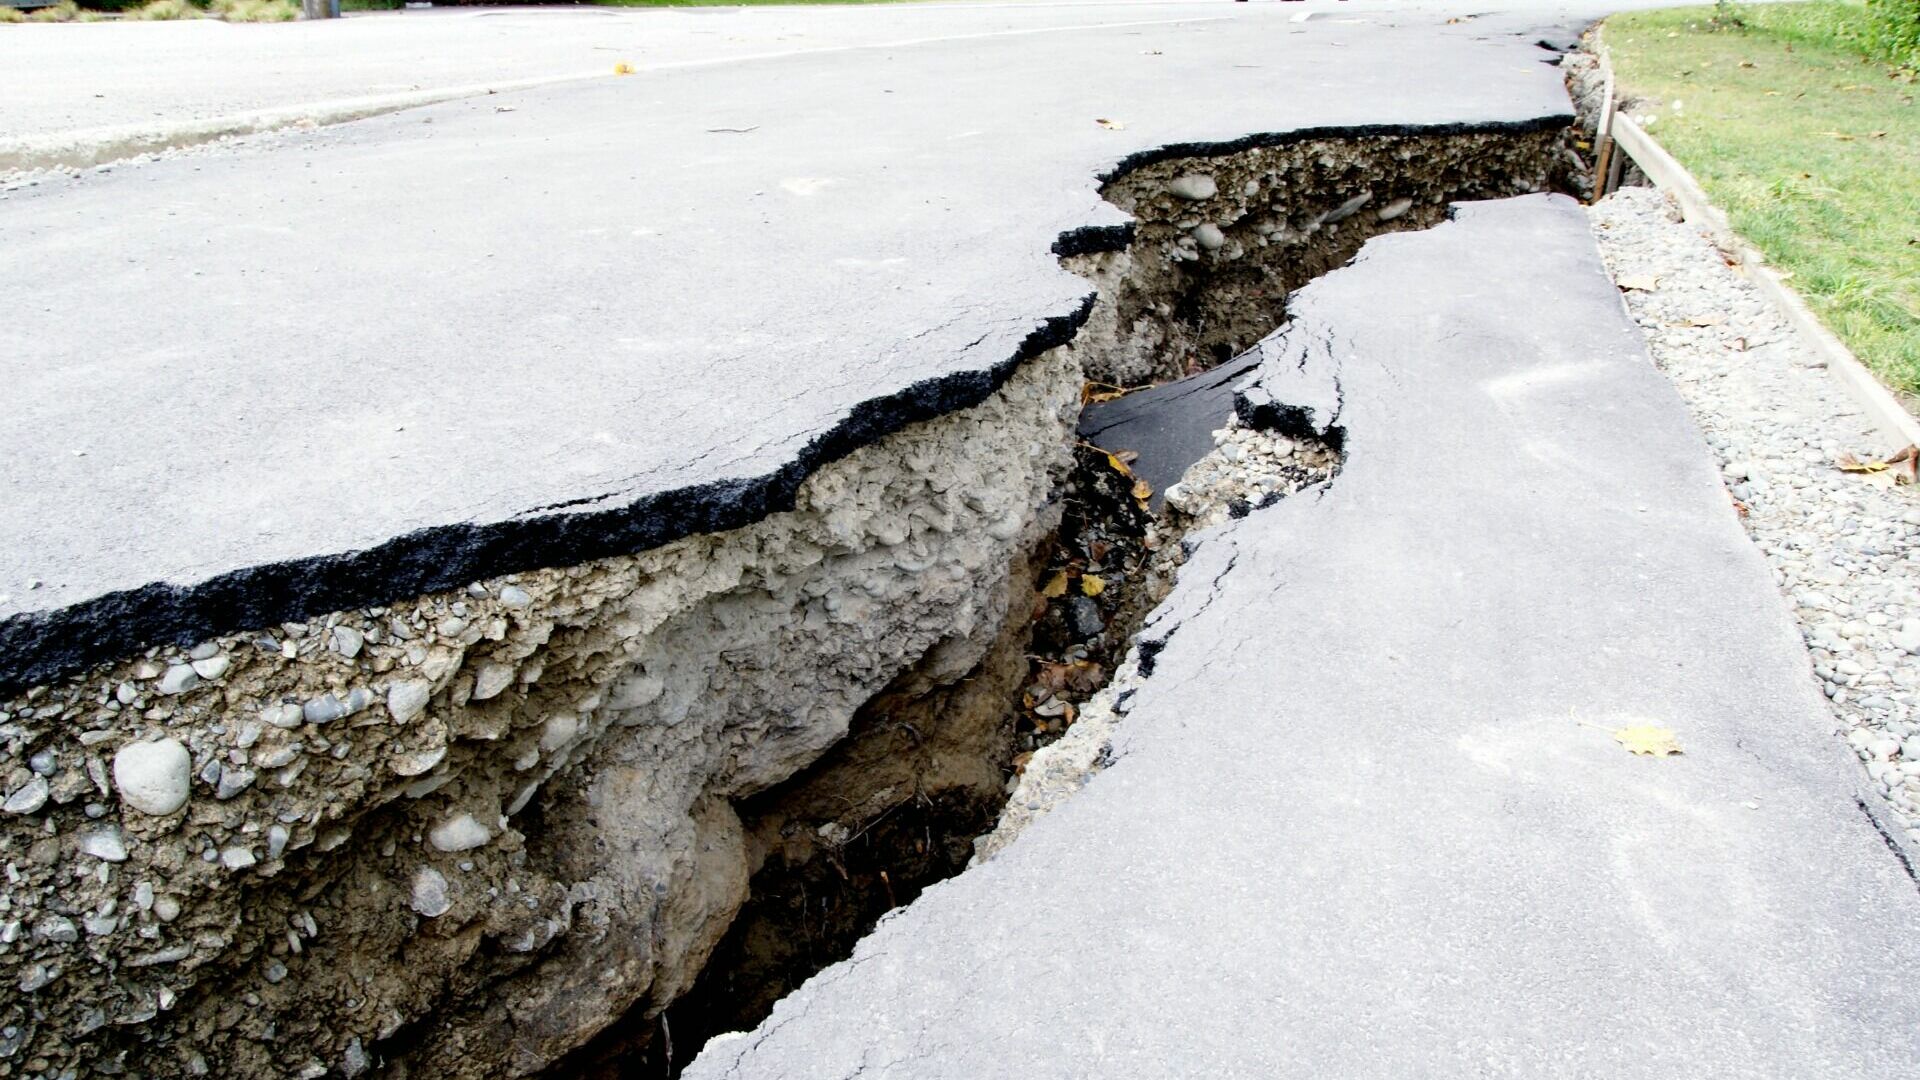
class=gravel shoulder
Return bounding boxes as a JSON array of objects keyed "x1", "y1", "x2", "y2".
[{"x1": 1590, "y1": 185, "x2": 1920, "y2": 845}]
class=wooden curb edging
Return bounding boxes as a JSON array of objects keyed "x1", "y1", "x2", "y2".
[{"x1": 1592, "y1": 40, "x2": 1920, "y2": 452}]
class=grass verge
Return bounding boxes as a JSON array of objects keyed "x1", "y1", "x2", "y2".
[
  {"x1": 342, "y1": 0, "x2": 915, "y2": 9},
  {"x1": 1605, "y1": 3, "x2": 1920, "y2": 396}
]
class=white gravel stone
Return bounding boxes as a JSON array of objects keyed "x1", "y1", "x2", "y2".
[
  {"x1": 1591, "y1": 186, "x2": 1920, "y2": 837},
  {"x1": 1167, "y1": 173, "x2": 1217, "y2": 201},
  {"x1": 78, "y1": 828, "x2": 128, "y2": 863},
  {"x1": 332, "y1": 626, "x2": 365, "y2": 659},
  {"x1": 155, "y1": 664, "x2": 199, "y2": 696},
  {"x1": 428, "y1": 812, "x2": 493, "y2": 853},
  {"x1": 3, "y1": 777, "x2": 49, "y2": 816},
  {"x1": 410, "y1": 866, "x2": 452, "y2": 918},
  {"x1": 111, "y1": 738, "x2": 192, "y2": 817},
  {"x1": 471, "y1": 662, "x2": 515, "y2": 701}
]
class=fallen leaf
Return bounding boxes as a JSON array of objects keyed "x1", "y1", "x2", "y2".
[
  {"x1": 613, "y1": 61, "x2": 635, "y2": 75},
  {"x1": 1616, "y1": 274, "x2": 1660, "y2": 292},
  {"x1": 1080, "y1": 575, "x2": 1106, "y2": 597},
  {"x1": 1837, "y1": 452, "x2": 1890, "y2": 473},
  {"x1": 1099, "y1": 450, "x2": 1136, "y2": 480},
  {"x1": 1040, "y1": 571, "x2": 1071, "y2": 599},
  {"x1": 1884, "y1": 445, "x2": 1918, "y2": 484},
  {"x1": 1095, "y1": 118, "x2": 1127, "y2": 130},
  {"x1": 1131, "y1": 479, "x2": 1153, "y2": 502},
  {"x1": 1613, "y1": 725, "x2": 1683, "y2": 756},
  {"x1": 1082, "y1": 380, "x2": 1143, "y2": 404}
]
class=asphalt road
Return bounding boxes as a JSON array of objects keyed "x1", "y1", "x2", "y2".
[
  {"x1": 1, "y1": 0, "x2": 1590, "y2": 688},
  {"x1": 685, "y1": 193, "x2": 1920, "y2": 1080}
]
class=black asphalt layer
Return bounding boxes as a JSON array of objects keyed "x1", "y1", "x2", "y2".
[{"x1": 0, "y1": 4, "x2": 1580, "y2": 691}]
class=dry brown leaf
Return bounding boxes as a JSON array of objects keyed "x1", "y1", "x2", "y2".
[{"x1": 1884, "y1": 445, "x2": 1918, "y2": 484}]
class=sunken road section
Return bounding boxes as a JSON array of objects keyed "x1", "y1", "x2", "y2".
[{"x1": 0, "y1": 120, "x2": 1570, "y2": 1079}]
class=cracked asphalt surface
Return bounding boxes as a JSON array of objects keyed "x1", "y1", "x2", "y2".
[
  {"x1": 1, "y1": 1, "x2": 1591, "y2": 687},
  {"x1": 685, "y1": 193, "x2": 1920, "y2": 1080},
  {"x1": 10, "y1": 3, "x2": 1919, "y2": 1073}
]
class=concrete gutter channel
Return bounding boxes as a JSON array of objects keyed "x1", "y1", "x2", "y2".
[{"x1": 4, "y1": 18, "x2": 1919, "y2": 1080}]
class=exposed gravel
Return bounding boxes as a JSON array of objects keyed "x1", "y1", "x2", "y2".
[{"x1": 1590, "y1": 185, "x2": 1920, "y2": 843}]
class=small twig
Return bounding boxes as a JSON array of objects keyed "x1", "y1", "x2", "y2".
[{"x1": 705, "y1": 125, "x2": 760, "y2": 134}]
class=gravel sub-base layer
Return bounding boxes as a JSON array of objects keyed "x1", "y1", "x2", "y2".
[{"x1": 1590, "y1": 186, "x2": 1920, "y2": 845}]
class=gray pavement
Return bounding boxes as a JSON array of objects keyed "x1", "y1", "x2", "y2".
[
  {"x1": 0, "y1": 5, "x2": 1204, "y2": 141},
  {"x1": 8, "y1": 1, "x2": 1918, "y2": 1074},
  {"x1": 0, "y1": 2, "x2": 1586, "y2": 689},
  {"x1": 684, "y1": 193, "x2": 1920, "y2": 1080}
]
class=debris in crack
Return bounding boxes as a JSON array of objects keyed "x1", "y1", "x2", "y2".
[{"x1": 978, "y1": 414, "x2": 1340, "y2": 862}]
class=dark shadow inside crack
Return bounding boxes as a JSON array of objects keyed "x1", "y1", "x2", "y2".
[{"x1": 550, "y1": 117, "x2": 1583, "y2": 1079}]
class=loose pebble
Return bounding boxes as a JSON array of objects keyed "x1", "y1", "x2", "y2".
[
  {"x1": 111, "y1": 738, "x2": 192, "y2": 817},
  {"x1": 410, "y1": 867, "x2": 452, "y2": 918}
]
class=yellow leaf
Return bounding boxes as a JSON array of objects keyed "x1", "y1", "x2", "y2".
[
  {"x1": 1837, "y1": 453, "x2": 1889, "y2": 474},
  {"x1": 1040, "y1": 572, "x2": 1070, "y2": 599},
  {"x1": 1613, "y1": 725, "x2": 1683, "y2": 757},
  {"x1": 1103, "y1": 451, "x2": 1135, "y2": 479},
  {"x1": 1080, "y1": 575, "x2": 1106, "y2": 597},
  {"x1": 1131, "y1": 479, "x2": 1153, "y2": 502},
  {"x1": 613, "y1": 61, "x2": 636, "y2": 75}
]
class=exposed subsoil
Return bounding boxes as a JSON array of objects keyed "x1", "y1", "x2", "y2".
[{"x1": 566, "y1": 121, "x2": 1579, "y2": 1078}]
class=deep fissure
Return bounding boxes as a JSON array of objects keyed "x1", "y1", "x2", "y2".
[
  {"x1": 561, "y1": 122, "x2": 1578, "y2": 1077},
  {"x1": 0, "y1": 116, "x2": 1585, "y2": 1080}
]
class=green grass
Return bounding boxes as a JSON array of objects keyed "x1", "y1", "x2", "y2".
[
  {"x1": 209, "y1": 0, "x2": 299, "y2": 19},
  {"x1": 344, "y1": 0, "x2": 916, "y2": 9},
  {"x1": 1605, "y1": 4, "x2": 1920, "y2": 395}
]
